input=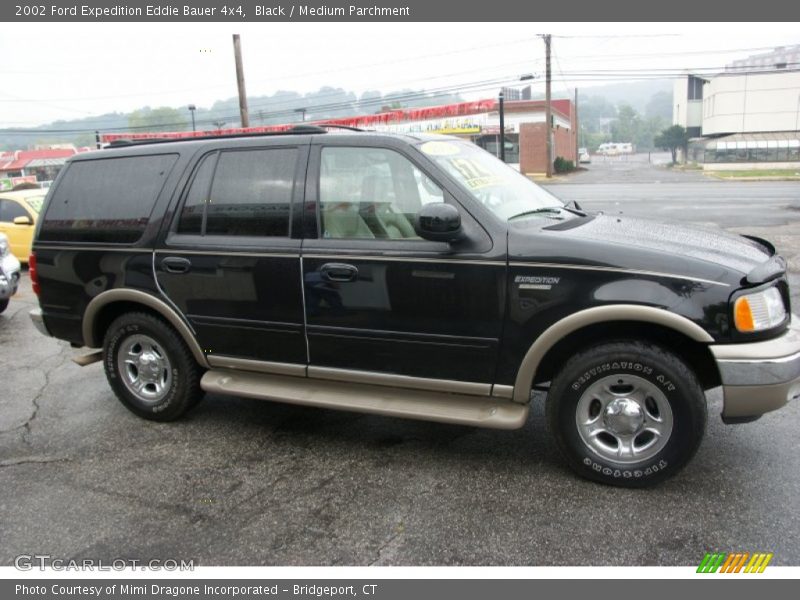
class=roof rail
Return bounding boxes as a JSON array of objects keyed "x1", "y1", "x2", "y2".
[
  {"x1": 316, "y1": 124, "x2": 365, "y2": 132},
  {"x1": 104, "y1": 125, "x2": 329, "y2": 148}
]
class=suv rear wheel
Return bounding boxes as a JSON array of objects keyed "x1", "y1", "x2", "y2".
[
  {"x1": 103, "y1": 312, "x2": 203, "y2": 421},
  {"x1": 546, "y1": 341, "x2": 706, "y2": 487}
]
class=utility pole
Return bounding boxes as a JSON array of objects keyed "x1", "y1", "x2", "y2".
[
  {"x1": 232, "y1": 34, "x2": 250, "y2": 128},
  {"x1": 544, "y1": 34, "x2": 552, "y2": 178},
  {"x1": 498, "y1": 91, "x2": 506, "y2": 162},
  {"x1": 574, "y1": 88, "x2": 579, "y2": 165},
  {"x1": 188, "y1": 104, "x2": 197, "y2": 132}
]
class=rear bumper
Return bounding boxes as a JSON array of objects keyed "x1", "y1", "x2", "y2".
[
  {"x1": 29, "y1": 307, "x2": 51, "y2": 337},
  {"x1": 711, "y1": 317, "x2": 800, "y2": 421}
]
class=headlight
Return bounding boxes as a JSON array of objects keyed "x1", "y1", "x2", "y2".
[{"x1": 734, "y1": 286, "x2": 786, "y2": 332}]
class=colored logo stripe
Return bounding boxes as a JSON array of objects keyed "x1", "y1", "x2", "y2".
[{"x1": 697, "y1": 552, "x2": 773, "y2": 573}]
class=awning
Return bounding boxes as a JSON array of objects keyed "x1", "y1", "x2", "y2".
[{"x1": 702, "y1": 132, "x2": 800, "y2": 150}]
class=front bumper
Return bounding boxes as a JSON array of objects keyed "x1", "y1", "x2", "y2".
[
  {"x1": 0, "y1": 252, "x2": 21, "y2": 299},
  {"x1": 711, "y1": 316, "x2": 800, "y2": 421}
]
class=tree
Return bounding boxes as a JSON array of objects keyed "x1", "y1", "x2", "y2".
[
  {"x1": 610, "y1": 104, "x2": 640, "y2": 144},
  {"x1": 128, "y1": 107, "x2": 188, "y2": 132},
  {"x1": 654, "y1": 125, "x2": 689, "y2": 164},
  {"x1": 645, "y1": 91, "x2": 673, "y2": 121}
]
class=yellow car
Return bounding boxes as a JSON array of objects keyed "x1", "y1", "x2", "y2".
[{"x1": 0, "y1": 188, "x2": 46, "y2": 264}]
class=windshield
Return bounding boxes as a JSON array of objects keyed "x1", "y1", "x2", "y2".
[
  {"x1": 24, "y1": 195, "x2": 45, "y2": 213},
  {"x1": 418, "y1": 139, "x2": 563, "y2": 221}
]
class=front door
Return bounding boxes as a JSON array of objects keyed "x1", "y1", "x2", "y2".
[
  {"x1": 302, "y1": 143, "x2": 506, "y2": 385},
  {"x1": 156, "y1": 144, "x2": 309, "y2": 367}
]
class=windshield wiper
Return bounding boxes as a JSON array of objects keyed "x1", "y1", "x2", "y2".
[
  {"x1": 563, "y1": 200, "x2": 587, "y2": 216},
  {"x1": 508, "y1": 207, "x2": 566, "y2": 221}
]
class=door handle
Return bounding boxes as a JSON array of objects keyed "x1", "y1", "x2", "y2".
[
  {"x1": 161, "y1": 256, "x2": 192, "y2": 274},
  {"x1": 320, "y1": 262, "x2": 358, "y2": 282}
]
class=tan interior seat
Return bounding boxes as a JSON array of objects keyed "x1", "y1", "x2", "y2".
[{"x1": 321, "y1": 202, "x2": 374, "y2": 239}]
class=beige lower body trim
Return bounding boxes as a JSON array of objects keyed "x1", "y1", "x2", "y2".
[
  {"x1": 83, "y1": 288, "x2": 210, "y2": 368},
  {"x1": 201, "y1": 369, "x2": 528, "y2": 430},
  {"x1": 721, "y1": 381, "x2": 800, "y2": 419},
  {"x1": 308, "y1": 366, "x2": 491, "y2": 397},
  {"x1": 491, "y1": 384, "x2": 514, "y2": 399},
  {"x1": 512, "y1": 304, "x2": 715, "y2": 403},
  {"x1": 207, "y1": 355, "x2": 306, "y2": 377}
]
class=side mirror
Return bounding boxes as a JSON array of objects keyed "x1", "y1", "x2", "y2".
[
  {"x1": 13, "y1": 215, "x2": 32, "y2": 226},
  {"x1": 414, "y1": 203, "x2": 463, "y2": 243}
]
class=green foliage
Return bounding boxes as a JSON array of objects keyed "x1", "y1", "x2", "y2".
[
  {"x1": 654, "y1": 125, "x2": 689, "y2": 164},
  {"x1": 128, "y1": 107, "x2": 189, "y2": 132},
  {"x1": 645, "y1": 91, "x2": 673, "y2": 121},
  {"x1": 554, "y1": 156, "x2": 575, "y2": 173}
]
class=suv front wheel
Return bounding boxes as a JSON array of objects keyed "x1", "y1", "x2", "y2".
[
  {"x1": 547, "y1": 341, "x2": 706, "y2": 487},
  {"x1": 103, "y1": 312, "x2": 203, "y2": 421}
]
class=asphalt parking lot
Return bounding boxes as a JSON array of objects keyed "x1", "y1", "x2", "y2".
[{"x1": 2, "y1": 157, "x2": 800, "y2": 566}]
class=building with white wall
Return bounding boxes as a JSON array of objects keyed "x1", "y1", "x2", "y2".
[{"x1": 674, "y1": 66, "x2": 800, "y2": 170}]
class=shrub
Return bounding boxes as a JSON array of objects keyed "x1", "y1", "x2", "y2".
[{"x1": 554, "y1": 156, "x2": 575, "y2": 173}]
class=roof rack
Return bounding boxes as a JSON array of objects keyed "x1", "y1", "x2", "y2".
[
  {"x1": 104, "y1": 125, "x2": 332, "y2": 148},
  {"x1": 315, "y1": 124, "x2": 365, "y2": 132}
]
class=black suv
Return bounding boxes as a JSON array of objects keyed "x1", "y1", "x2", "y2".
[{"x1": 28, "y1": 128, "x2": 800, "y2": 487}]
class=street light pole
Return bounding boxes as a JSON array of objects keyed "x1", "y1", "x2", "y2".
[
  {"x1": 294, "y1": 108, "x2": 307, "y2": 122},
  {"x1": 188, "y1": 104, "x2": 196, "y2": 132}
]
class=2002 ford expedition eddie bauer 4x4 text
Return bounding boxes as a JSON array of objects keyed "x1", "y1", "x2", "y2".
[{"x1": 27, "y1": 127, "x2": 800, "y2": 487}]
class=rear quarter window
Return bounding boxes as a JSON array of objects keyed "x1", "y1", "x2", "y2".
[{"x1": 39, "y1": 154, "x2": 178, "y2": 243}]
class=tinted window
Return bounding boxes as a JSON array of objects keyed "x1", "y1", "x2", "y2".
[
  {"x1": 176, "y1": 148, "x2": 296, "y2": 238},
  {"x1": 319, "y1": 147, "x2": 443, "y2": 240},
  {"x1": 40, "y1": 154, "x2": 177, "y2": 243},
  {"x1": 0, "y1": 200, "x2": 30, "y2": 222},
  {"x1": 177, "y1": 153, "x2": 216, "y2": 235}
]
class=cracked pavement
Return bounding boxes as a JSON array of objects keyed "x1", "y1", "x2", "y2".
[{"x1": 1, "y1": 160, "x2": 800, "y2": 566}]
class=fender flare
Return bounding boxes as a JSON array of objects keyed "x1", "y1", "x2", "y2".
[
  {"x1": 512, "y1": 304, "x2": 715, "y2": 403},
  {"x1": 82, "y1": 289, "x2": 209, "y2": 368}
]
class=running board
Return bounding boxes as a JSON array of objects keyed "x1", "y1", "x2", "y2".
[{"x1": 201, "y1": 369, "x2": 528, "y2": 430}]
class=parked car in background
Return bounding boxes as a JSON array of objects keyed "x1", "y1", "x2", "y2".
[
  {"x1": 0, "y1": 188, "x2": 46, "y2": 264},
  {"x1": 0, "y1": 232, "x2": 21, "y2": 313},
  {"x1": 597, "y1": 142, "x2": 634, "y2": 156},
  {"x1": 578, "y1": 147, "x2": 591, "y2": 164}
]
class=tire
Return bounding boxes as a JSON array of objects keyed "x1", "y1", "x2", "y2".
[
  {"x1": 546, "y1": 341, "x2": 706, "y2": 488},
  {"x1": 103, "y1": 312, "x2": 203, "y2": 421},
  {"x1": 0, "y1": 298, "x2": 8, "y2": 313}
]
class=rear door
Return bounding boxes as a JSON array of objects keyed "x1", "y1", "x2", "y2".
[{"x1": 155, "y1": 142, "x2": 309, "y2": 370}]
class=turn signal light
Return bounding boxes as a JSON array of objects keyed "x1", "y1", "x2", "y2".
[
  {"x1": 733, "y1": 296, "x2": 755, "y2": 332},
  {"x1": 733, "y1": 287, "x2": 786, "y2": 332}
]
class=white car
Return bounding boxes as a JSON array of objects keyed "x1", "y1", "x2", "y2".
[
  {"x1": 0, "y1": 232, "x2": 21, "y2": 313},
  {"x1": 578, "y1": 148, "x2": 591, "y2": 164}
]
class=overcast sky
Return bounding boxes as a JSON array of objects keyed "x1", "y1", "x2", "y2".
[{"x1": 0, "y1": 22, "x2": 798, "y2": 127}]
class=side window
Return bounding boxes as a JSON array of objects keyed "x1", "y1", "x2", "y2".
[
  {"x1": 319, "y1": 147, "x2": 444, "y2": 240},
  {"x1": 39, "y1": 154, "x2": 178, "y2": 243},
  {"x1": 0, "y1": 200, "x2": 30, "y2": 223},
  {"x1": 1, "y1": 200, "x2": 30, "y2": 222},
  {"x1": 177, "y1": 148, "x2": 297, "y2": 238},
  {"x1": 177, "y1": 153, "x2": 216, "y2": 235}
]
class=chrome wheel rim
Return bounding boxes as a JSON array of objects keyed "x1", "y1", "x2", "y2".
[
  {"x1": 575, "y1": 374, "x2": 673, "y2": 465},
  {"x1": 117, "y1": 334, "x2": 172, "y2": 403}
]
